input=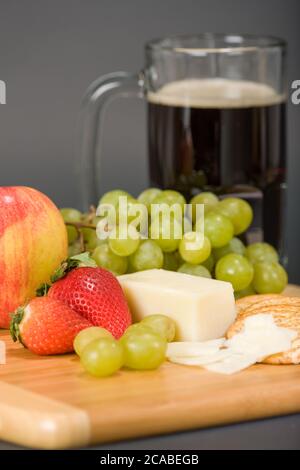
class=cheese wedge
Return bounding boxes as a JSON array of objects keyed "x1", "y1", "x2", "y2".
[{"x1": 118, "y1": 269, "x2": 236, "y2": 341}]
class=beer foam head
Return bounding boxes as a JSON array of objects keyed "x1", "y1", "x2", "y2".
[{"x1": 147, "y1": 79, "x2": 284, "y2": 108}]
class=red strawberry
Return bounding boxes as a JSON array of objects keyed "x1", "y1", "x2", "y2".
[
  {"x1": 47, "y1": 266, "x2": 132, "y2": 339},
  {"x1": 10, "y1": 297, "x2": 92, "y2": 355}
]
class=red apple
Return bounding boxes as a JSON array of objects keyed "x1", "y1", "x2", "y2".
[{"x1": 0, "y1": 186, "x2": 68, "y2": 328}]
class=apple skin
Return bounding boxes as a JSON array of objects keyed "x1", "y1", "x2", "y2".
[{"x1": 0, "y1": 187, "x2": 68, "y2": 328}]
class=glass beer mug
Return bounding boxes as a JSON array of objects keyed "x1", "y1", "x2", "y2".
[{"x1": 79, "y1": 34, "x2": 287, "y2": 260}]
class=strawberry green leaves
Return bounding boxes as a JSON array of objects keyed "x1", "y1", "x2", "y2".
[
  {"x1": 36, "y1": 252, "x2": 97, "y2": 296},
  {"x1": 10, "y1": 307, "x2": 25, "y2": 343}
]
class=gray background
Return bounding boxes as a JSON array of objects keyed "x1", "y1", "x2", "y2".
[{"x1": 0, "y1": 0, "x2": 299, "y2": 281}]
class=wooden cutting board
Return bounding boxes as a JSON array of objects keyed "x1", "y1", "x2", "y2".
[{"x1": 0, "y1": 284, "x2": 300, "y2": 449}]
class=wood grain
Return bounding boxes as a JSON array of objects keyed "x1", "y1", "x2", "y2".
[
  {"x1": 0, "y1": 382, "x2": 90, "y2": 449},
  {"x1": 0, "y1": 284, "x2": 299, "y2": 449}
]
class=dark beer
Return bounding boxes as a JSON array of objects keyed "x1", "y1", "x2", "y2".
[{"x1": 148, "y1": 79, "x2": 286, "y2": 258}]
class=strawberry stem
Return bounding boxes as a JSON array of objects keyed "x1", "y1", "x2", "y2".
[
  {"x1": 36, "y1": 283, "x2": 51, "y2": 297},
  {"x1": 35, "y1": 252, "x2": 97, "y2": 296},
  {"x1": 10, "y1": 307, "x2": 25, "y2": 343},
  {"x1": 50, "y1": 252, "x2": 97, "y2": 283}
]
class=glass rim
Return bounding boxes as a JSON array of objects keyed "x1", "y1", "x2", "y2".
[{"x1": 146, "y1": 33, "x2": 286, "y2": 54}]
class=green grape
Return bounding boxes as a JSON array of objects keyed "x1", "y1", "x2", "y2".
[
  {"x1": 217, "y1": 197, "x2": 253, "y2": 235},
  {"x1": 189, "y1": 192, "x2": 219, "y2": 222},
  {"x1": 201, "y1": 253, "x2": 215, "y2": 273},
  {"x1": 129, "y1": 240, "x2": 163, "y2": 271},
  {"x1": 163, "y1": 252, "x2": 180, "y2": 271},
  {"x1": 178, "y1": 263, "x2": 211, "y2": 278},
  {"x1": 150, "y1": 205, "x2": 184, "y2": 232},
  {"x1": 179, "y1": 232, "x2": 211, "y2": 265},
  {"x1": 68, "y1": 241, "x2": 83, "y2": 257},
  {"x1": 98, "y1": 189, "x2": 131, "y2": 210},
  {"x1": 109, "y1": 226, "x2": 140, "y2": 257},
  {"x1": 60, "y1": 208, "x2": 82, "y2": 244},
  {"x1": 252, "y1": 262, "x2": 288, "y2": 294},
  {"x1": 176, "y1": 249, "x2": 185, "y2": 266},
  {"x1": 213, "y1": 237, "x2": 246, "y2": 262},
  {"x1": 123, "y1": 323, "x2": 154, "y2": 337},
  {"x1": 120, "y1": 330, "x2": 167, "y2": 370},
  {"x1": 116, "y1": 197, "x2": 146, "y2": 225},
  {"x1": 141, "y1": 315, "x2": 176, "y2": 342},
  {"x1": 81, "y1": 215, "x2": 104, "y2": 245},
  {"x1": 60, "y1": 208, "x2": 82, "y2": 221},
  {"x1": 234, "y1": 285, "x2": 256, "y2": 300},
  {"x1": 183, "y1": 216, "x2": 193, "y2": 233},
  {"x1": 77, "y1": 213, "x2": 91, "y2": 242},
  {"x1": 98, "y1": 191, "x2": 136, "y2": 228},
  {"x1": 80, "y1": 338, "x2": 124, "y2": 377},
  {"x1": 81, "y1": 227, "x2": 95, "y2": 243},
  {"x1": 74, "y1": 327, "x2": 113, "y2": 357},
  {"x1": 138, "y1": 188, "x2": 162, "y2": 211},
  {"x1": 215, "y1": 253, "x2": 254, "y2": 291},
  {"x1": 150, "y1": 216, "x2": 181, "y2": 253},
  {"x1": 245, "y1": 242, "x2": 279, "y2": 264},
  {"x1": 92, "y1": 244, "x2": 128, "y2": 275},
  {"x1": 81, "y1": 213, "x2": 103, "y2": 247},
  {"x1": 126, "y1": 256, "x2": 136, "y2": 274},
  {"x1": 202, "y1": 211, "x2": 234, "y2": 248},
  {"x1": 92, "y1": 215, "x2": 102, "y2": 225},
  {"x1": 153, "y1": 190, "x2": 186, "y2": 213},
  {"x1": 85, "y1": 230, "x2": 106, "y2": 251}
]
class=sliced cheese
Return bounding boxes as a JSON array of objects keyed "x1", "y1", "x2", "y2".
[
  {"x1": 225, "y1": 314, "x2": 297, "y2": 360},
  {"x1": 118, "y1": 269, "x2": 236, "y2": 341},
  {"x1": 241, "y1": 314, "x2": 275, "y2": 331},
  {"x1": 204, "y1": 353, "x2": 258, "y2": 375},
  {"x1": 167, "y1": 339, "x2": 225, "y2": 358},
  {"x1": 0, "y1": 340, "x2": 6, "y2": 365},
  {"x1": 167, "y1": 314, "x2": 297, "y2": 375},
  {"x1": 168, "y1": 349, "x2": 232, "y2": 366}
]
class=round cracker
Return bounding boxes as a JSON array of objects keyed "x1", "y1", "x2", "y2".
[
  {"x1": 244, "y1": 297, "x2": 300, "y2": 315},
  {"x1": 229, "y1": 294, "x2": 300, "y2": 364},
  {"x1": 235, "y1": 294, "x2": 283, "y2": 315}
]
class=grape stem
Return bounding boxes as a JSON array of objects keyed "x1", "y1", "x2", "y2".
[
  {"x1": 65, "y1": 222, "x2": 96, "y2": 252},
  {"x1": 79, "y1": 230, "x2": 85, "y2": 252},
  {"x1": 64, "y1": 204, "x2": 102, "y2": 252},
  {"x1": 65, "y1": 222, "x2": 97, "y2": 230},
  {"x1": 86, "y1": 205, "x2": 96, "y2": 222}
]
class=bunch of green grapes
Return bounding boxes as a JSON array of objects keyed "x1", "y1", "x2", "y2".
[
  {"x1": 74, "y1": 314, "x2": 175, "y2": 377},
  {"x1": 61, "y1": 187, "x2": 287, "y2": 297}
]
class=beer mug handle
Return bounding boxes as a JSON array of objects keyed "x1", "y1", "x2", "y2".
[{"x1": 78, "y1": 71, "x2": 145, "y2": 209}]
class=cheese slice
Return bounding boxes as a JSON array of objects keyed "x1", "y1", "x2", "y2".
[
  {"x1": 168, "y1": 349, "x2": 232, "y2": 366},
  {"x1": 167, "y1": 314, "x2": 297, "y2": 374},
  {"x1": 0, "y1": 340, "x2": 6, "y2": 365},
  {"x1": 204, "y1": 353, "x2": 258, "y2": 375},
  {"x1": 118, "y1": 269, "x2": 236, "y2": 342},
  {"x1": 167, "y1": 339, "x2": 225, "y2": 358},
  {"x1": 225, "y1": 314, "x2": 297, "y2": 360}
]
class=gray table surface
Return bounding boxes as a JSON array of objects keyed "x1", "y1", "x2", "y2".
[{"x1": 1, "y1": 414, "x2": 299, "y2": 450}]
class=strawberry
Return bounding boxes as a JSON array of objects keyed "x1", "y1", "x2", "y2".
[
  {"x1": 10, "y1": 297, "x2": 92, "y2": 355},
  {"x1": 45, "y1": 254, "x2": 132, "y2": 339}
]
